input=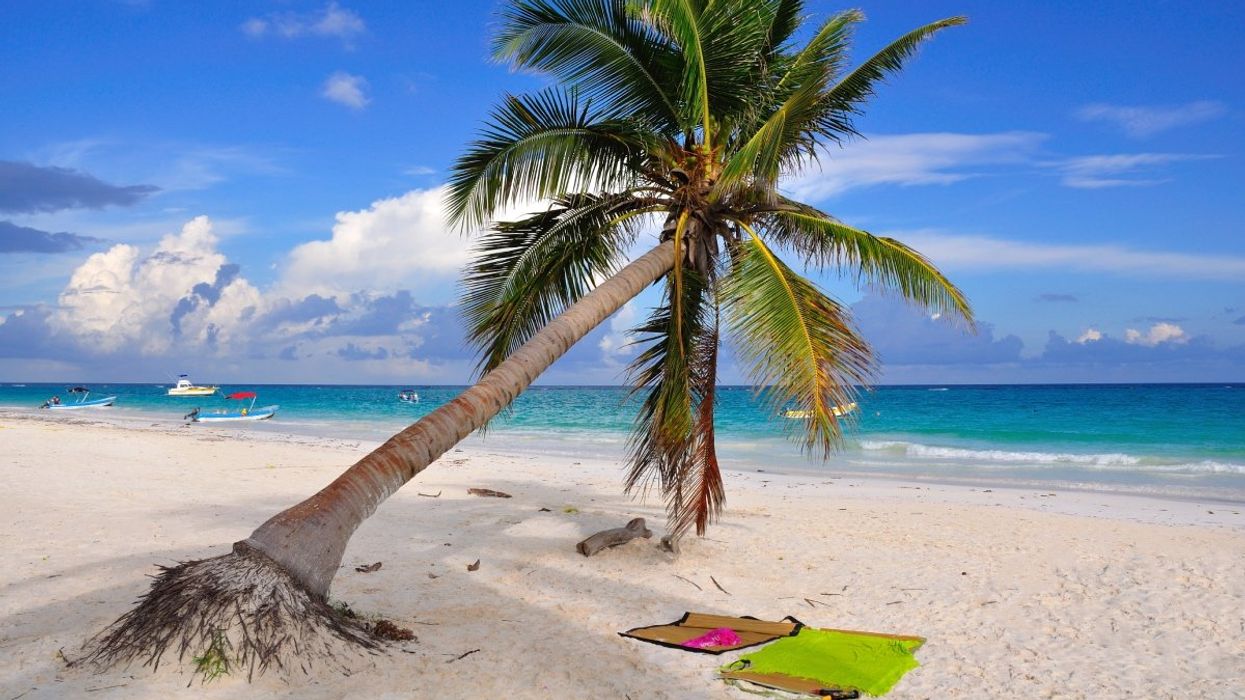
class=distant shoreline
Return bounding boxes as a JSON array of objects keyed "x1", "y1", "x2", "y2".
[{"x1": 4, "y1": 406, "x2": 1243, "y2": 507}]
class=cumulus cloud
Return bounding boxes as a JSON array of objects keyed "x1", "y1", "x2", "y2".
[
  {"x1": 51, "y1": 216, "x2": 262, "y2": 354},
  {"x1": 241, "y1": 2, "x2": 365, "y2": 45},
  {"x1": 321, "y1": 72, "x2": 370, "y2": 110},
  {"x1": 1053, "y1": 153, "x2": 1217, "y2": 189},
  {"x1": 1076, "y1": 101, "x2": 1227, "y2": 138},
  {"x1": 0, "y1": 160, "x2": 157, "y2": 214},
  {"x1": 783, "y1": 132, "x2": 1044, "y2": 201},
  {"x1": 1076, "y1": 328, "x2": 1103, "y2": 344},
  {"x1": 1039, "y1": 330, "x2": 1231, "y2": 369},
  {"x1": 337, "y1": 342, "x2": 389, "y2": 361},
  {"x1": 281, "y1": 187, "x2": 471, "y2": 297},
  {"x1": 1124, "y1": 322, "x2": 1187, "y2": 347},
  {"x1": 0, "y1": 221, "x2": 103, "y2": 254},
  {"x1": 597, "y1": 302, "x2": 638, "y2": 367},
  {"x1": 894, "y1": 230, "x2": 1245, "y2": 281},
  {"x1": 21, "y1": 212, "x2": 480, "y2": 381}
]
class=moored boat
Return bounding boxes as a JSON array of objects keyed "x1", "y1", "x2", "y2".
[
  {"x1": 167, "y1": 375, "x2": 219, "y2": 396},
  {"x1": 41, "y1": 386, "x2": 117, "y2": 410},
  {"x1": 397, "y1": 389, "x2": 420, "y2": 403},
  {"x1": 187, "y1": 391, "x2": 278, "y2": 423}
]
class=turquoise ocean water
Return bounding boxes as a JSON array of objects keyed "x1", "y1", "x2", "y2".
[{"x1": 3, "y1": 382, "x2": 1243, "y2": 500}]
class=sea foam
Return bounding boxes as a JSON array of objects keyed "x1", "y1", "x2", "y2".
[{"x1": 857, "y1": 440, "x2": 1245, "y2": 474}]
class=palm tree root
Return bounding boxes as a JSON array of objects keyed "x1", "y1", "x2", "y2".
[{"x1": 79, "y1": 542, "x2": 381, "y2": 681}]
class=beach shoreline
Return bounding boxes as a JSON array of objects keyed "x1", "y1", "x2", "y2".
[{"x1": 1, "y1": 415, "x2": 1243, "y2": 698}]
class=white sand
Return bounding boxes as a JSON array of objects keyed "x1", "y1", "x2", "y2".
[{"x1": 1, "y1": 413, "x2": 1243, "y2": 698}]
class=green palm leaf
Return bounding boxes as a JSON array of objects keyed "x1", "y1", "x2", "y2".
[
  {"x1": 723, "y1": 225, "x2": 873, "y2": 456},
  {"x1": 460, "y1": 192, "x2": 650, "y2": 375},
  {"x1": 446, "y1": 88, "x2": 649, "y2": 229},
  {"x1": 714, "y1": 76, "x2": 824, "y2": 194},
  {"x1": 814, "y1": 15, "x2": 966, "y2": 137},
  {"x1": 763, "y1": 207, "x2": 973, "y2": 324},
  {"x1": 493, "y1": 0, "x2": 682, "y2": 130}
]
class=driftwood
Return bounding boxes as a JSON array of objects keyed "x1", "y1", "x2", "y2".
[
  {"x1": 576, "y1": 518, "x2": 652, "y2": 557},
  {"x1": 467, "y1": 488, "x2": 512, "y2": 498}
]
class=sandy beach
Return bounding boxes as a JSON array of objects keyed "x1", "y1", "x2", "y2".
[{"x1": 1, "y1": 412, "x2": 1242, "y2": 699}]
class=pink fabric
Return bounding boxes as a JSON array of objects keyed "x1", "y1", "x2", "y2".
[{"x1": 682, "y1": 627, "x2": 742, "y2": 649}]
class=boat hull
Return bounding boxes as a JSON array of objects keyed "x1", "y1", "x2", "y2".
[
  {"x1": 168, "y1": 387, "x2": 219, "y2": 396},
  {"x1": 45, "y1": 396, "x2": 117, "y2": 410},
  {"x1": 192, "y1": 405, "x2": 279, "y2": 422}
]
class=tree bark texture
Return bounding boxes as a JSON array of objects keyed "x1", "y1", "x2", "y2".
[{"x1": 245, "y1": 241, "x2": 677, "y2": 598}]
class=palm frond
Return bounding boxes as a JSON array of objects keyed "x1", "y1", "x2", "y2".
[
  {"x1": 642, "y1": 0, "x2": 711, "y2": 138},
  {"x1": 772, "y1": 8, "x2": 860, "y2": 95},
  {"x1": 667, "y1": 299, "x2": 723, "y2": 539},
  {"x1": 624, "y1": 266, "x2": 706, "y2": 497},
  {"x1": 493, "y1": 0, "x2": 682, "y2": 131},
  {"x1": 713, "y1": 76, "x2": 824, "y2": 194},
  {"x1": 641, "y1": 0, "x2": 778, "y2": 141},
  {"x1": 762, "y1": 207, "x2": 973, "y2": 325},
  {"x1": 760, "y1": 0, "x2": 803, "y2": 57},
  {"x1": 446, "y1": 88, "x2": 648, "y2": 229},
  {"x1": 814, "y1": 16, "x2": 966, "y2": 138},
  {"x1": 723, "y1": 224, "x2": 873, "y2": 456},
  {"x1": 460, "y1": 192, "x2": 648, "y2": 375}
]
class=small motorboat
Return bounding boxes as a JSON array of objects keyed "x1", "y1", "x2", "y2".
[
  {"x1": 167, "y1": 374, "x2": 220, "y2": 396},
  {"x1": 41, "y1": 386, "x2": 116, "y2": 410},
  {"x1": 783, "y1": 402, "x2": 857, "y2": 419},
  {"x1": 397, "y1": 389, "x2": 420, "y2": 403},
  {"x1": 187, "y1": 391, "x2": 278, "y2": 423}
]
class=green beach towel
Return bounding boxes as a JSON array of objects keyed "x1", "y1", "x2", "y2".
[{"x1": 721, "y1": 628, "x2": 924, "y2": 697}]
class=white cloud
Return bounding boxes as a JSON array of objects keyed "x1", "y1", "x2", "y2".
[
  {"x1": 783, "y1": 132, "x2": 1045, "y2": 201},
  {"x1": 241, "y1": 3, "x2": 365, "y2": 45},
  {"x1": 895, "y1": 230, "x2": 1245, "y2": 281},
  {"x1": 240, "y1": 17, "x2": 268, "y2": 37},
  {"x1": 597, "y1": 302, "x2": 638, "y2": 366},
  {"x1": 1053, "y1": 153, "x2": 1217, "y2": 189},
  {"x1": 1076, "y1": 101, "x2": 1227, "y2": 138},
  {"x1": 51, "y1": 216, "x2": 261, "y2": 354},
  {"x1": 1124, "y1": 322, "x2": 1187, "y2": 347},
  {"x1": 321, "y1": 72, "x2": 370, "y2": 110},
  {"x1": 280, "y1": 187, "x2": 471, "y2": 297},
  {"x1": 1076, "y1": 328, "x2": 1102, "y2": 344},
  {"x1": 404, "y1": 165, "x2": 436, "y2": 176}
]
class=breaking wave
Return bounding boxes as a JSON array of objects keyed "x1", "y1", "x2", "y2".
[{"x1": 857, "y1": 440, "x2": 1245, "y2": 474}]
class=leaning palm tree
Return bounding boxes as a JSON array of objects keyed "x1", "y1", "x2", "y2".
[{"x1": 86, "y1": 0, "x2": 971, "y2": 678}]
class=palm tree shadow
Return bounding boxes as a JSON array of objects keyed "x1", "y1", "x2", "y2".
[{"x1": 1, "y1": 478, "x2": 771, "y2": 698}]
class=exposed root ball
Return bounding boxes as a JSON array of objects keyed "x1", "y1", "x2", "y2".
[{"x1": 81, "y1": 543, "x2": 380, "y2": 680}]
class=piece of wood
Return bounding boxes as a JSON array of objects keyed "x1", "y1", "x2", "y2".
[
  {"x1": 576, "y1": 517, "x2": 652, "y2": 557},
  {"x1": 467, "y1": 488, "x2": 511, "y2": 498}
]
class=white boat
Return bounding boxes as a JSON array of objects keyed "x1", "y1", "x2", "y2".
[
  {"x1": 397, "y1": 389, "x2": 420, "y2": 403},
  {"x1": 783, "y1": 402, "x2": 857, "y2": 419},
  {"x1": 187, "y1": 391, "x2": 278, "y2": 423},
  {"x1": 41, "y1": 387, "x2": 116, "y2": 410},
  {"x1": 167, "y1": 375, "x2": 219, "y2": 396}
]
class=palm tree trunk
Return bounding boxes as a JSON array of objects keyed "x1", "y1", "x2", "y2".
[{"x1": 244, "y1": 240, "x2": 676, "y2": 598}]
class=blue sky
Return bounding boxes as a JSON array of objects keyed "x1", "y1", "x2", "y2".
[{"x1": 1, "y1": 0, "x2": 1242, "y2": 384}]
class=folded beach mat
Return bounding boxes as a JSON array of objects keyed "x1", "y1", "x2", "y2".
[
  {"x1": 720, "y1": 627, "x2": 925, "y2": 697},
  {"x1": 620, "y1": 612, "x2": 803, "y2": 654}
]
